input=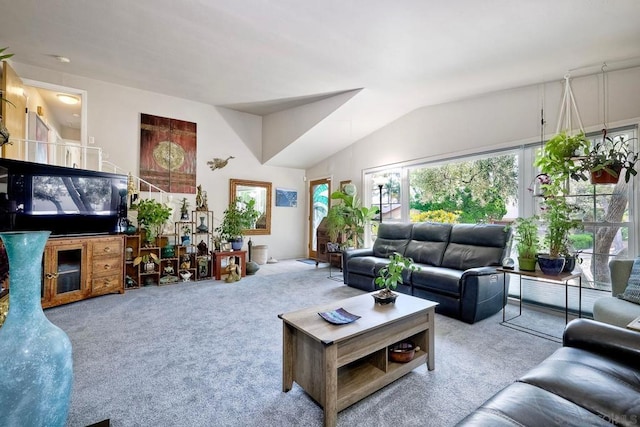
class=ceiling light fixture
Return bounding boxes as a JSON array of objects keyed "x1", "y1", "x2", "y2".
[
  {"x1": 57, "y1": 94, "x2": 79, "y2": 105},
  {"x1": 55, "y1": 56, "x2": 71, "y2": 63}
]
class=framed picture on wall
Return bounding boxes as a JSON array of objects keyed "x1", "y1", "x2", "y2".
[
  {"x1": 28, "y1": 112, "x2": 50, "y2": 164},
  {"x1": 340, "y1": 180, "x2": 352, "y2": 192},
  {"x1": 275, "y1": 188, "x2": 297, "y2": 207}
]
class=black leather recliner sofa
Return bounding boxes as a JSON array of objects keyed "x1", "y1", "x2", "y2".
[
  {"x1": 343, "y1": 222, "x2": 512, "y2": 324},
  {"x1": 457, "y1": 319, "x2": 640, "y2": 426}
]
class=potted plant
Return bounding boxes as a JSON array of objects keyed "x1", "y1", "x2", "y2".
[
  {"x1": 579, "y1": 130, "x2": 638, "y2": 184},
  {"x1": 535, "y1": 131, "x2": 591, "y2": 185},
  {"x1": 130, "y1": 198, "x2": 172, "y2": 246},
  {"x1": 325, "y1": 188, "x2": 378, "y2": 249},
  {"x1": 511, "y1": 216, "x2": 539, "y2": 271},
  {"x1": 538, "y1": 197, "x2": 581, "y2": 275},
  {"x1": 373, "y1": 252, "x2": 419, "y2": 304},
  {"x1": 215, "y1": 198, "x2": 260, "y2": 250}
]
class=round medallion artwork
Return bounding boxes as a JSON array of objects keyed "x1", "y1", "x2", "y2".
[{"x1": 152, "y1": 141, "x2": 185, "y2": 171}]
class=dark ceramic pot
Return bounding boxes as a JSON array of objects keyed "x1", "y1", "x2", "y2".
[
  {"x1": 372, "y1": 290, "x2": 397, "y2": 305},
  {"x1": 562, "y1": 256, "x2": 577, "y2": 273},
  {"x1": 537, "y1": 254, "x2": 565, "y2": 276}
]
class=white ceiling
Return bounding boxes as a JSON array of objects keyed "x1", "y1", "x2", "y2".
[{"x1": 2, "y1": 0, "x2": 640, "y2": 168}]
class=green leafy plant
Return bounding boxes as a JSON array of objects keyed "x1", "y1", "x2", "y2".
[
  {"x1": 579, "y1": 131, "x2": 638, "y2": 183},
  {"x1": 541, "y1": 196, "x2": 582, "y2": 258},
  {"x1": 130, "y1": 198, "x2": 172, "y2": 244},
  {"x1": 375, "y1": 252, "x2": 419, "y2": 295},
  {"x1": 325, "y1": 189, "x2": 378, "y2": 249},
  {"x1": 179, "y1": 197, "x2": 190, "y2": 218},
  {"x1": 511, "y1": 216, "x2": 540, "y2": 259},
  {"x1": 215, "y1": 198, "x2": 260, "y2": 242},
  {"x1": 534, "y1": 131, "x2": 591, "y2": 188}
]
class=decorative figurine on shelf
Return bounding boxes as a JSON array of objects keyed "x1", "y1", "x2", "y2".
[
  {"x1": 196, "y1": 216, "x2": 209, "y2": 233},
  {"x1": 224, "y1": 257, "x2": 241, "y2": 283},
  {"x1": 179, "y1": 270, "x2": 192, "y2": 282},
  {"x1": 180, "y1": 197, "x2": 190, "y2": 220},
  {"x1": 180, "y1": 254, "x2": 191, "y2": 269},
  {"x1": 195, "y1": 185, "x2": 208, "y2": 211},
  {"x1": 197, "y1": 240, "x2": 208, "y2": 256}
]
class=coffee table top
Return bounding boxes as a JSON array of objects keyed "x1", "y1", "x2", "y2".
[{"x1": 279, "y1": 292, "x2": 437, "y2": 345}]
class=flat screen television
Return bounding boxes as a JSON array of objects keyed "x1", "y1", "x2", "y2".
[{"x1": 0, "y1": 158, "x2": 128, "y2": 236}]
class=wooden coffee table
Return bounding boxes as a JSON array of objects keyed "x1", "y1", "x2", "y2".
[{"x1": 279, "y1": 292, "x2": 437, "y2": 427}]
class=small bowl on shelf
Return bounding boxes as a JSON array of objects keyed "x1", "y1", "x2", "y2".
[{"x1": 388, "y1": 341, "x2": 419, "y2": 363}]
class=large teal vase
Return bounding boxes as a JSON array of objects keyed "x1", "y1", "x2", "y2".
[{"x1": 0, "y1": 231, "x2": 73, "y2": 427}]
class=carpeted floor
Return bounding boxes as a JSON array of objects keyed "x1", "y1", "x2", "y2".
[{"x1": 44, "y1": 260, "x2": 562, "y2": 427}]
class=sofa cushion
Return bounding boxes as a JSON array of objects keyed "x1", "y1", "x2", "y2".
[
  {"x1": 456, "y1": 382, "x2": 611, "y2": 426},
  {"x1": 372, "y1": 223, "x2": 413, "y2": 258},
  {"x1": 441, "y1": 224, "x2": 509, "y2": 271},
  {"x1": 518, "y1": 347, "x2": 640, "y2": 424},
  {"x1": 618, "y1": 258, "x2": 640, "y2": 304},
  {"x1": 411, "y1": 265, "x2": 463, "y2": 296},
  {"x1": 404, "y1": 222, "x2": 451, "y2": 266}
]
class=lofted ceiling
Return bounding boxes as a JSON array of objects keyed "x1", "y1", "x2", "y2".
[{"x1": 2, "y1": 0, "x2": 640, "y2": 168}]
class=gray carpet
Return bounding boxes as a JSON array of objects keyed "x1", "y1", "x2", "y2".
[{"x1": 44, "y1": 261, "x2": 561, "y2": 427}]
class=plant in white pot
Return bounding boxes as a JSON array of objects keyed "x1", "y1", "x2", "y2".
[{"x1": 373, "y1": 252, "x2": 419, "y2": 304}]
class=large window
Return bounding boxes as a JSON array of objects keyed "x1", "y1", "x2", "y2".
[{"x1": 364, "y1": 126, "x2": 638, "y2": 299}]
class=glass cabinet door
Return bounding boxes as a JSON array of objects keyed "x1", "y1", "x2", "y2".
[{"x1": 43, "y1": 241, "x2": 88, "y2": 307}]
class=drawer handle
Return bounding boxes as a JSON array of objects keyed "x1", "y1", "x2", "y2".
[
  {"x1": 45, "y1": 273, "x2": 59, "y2": 279},
  {"x1": 103, "y1": 247, "x2": 112, "y2": 253},
  {"x1": 103, "y1": 278, "x2": 112, "y2": 285},
  {"x1": 104, "y1": 264, "x2": 111, "y2": 270}
]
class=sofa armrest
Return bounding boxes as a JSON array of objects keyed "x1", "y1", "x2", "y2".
[
  {"x1": 343, "y1": 247, "x2": 373, "y2": 260},
  {"x1": 461, "y1": 266, "x2": 499, "y2": 277},
  {"x1": 459, "y1": 267, "x2": 507, "y2": 323},
  {"x1": 563, "y1": 318, "x2": 640, "y2": 365},
  {"x1": 342, "y1": 248, "x2": 374, "y2": 283}
]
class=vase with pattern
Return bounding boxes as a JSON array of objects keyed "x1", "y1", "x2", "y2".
[{"x1": 0, "y1": 231, "x2": 73, "y2": 427}]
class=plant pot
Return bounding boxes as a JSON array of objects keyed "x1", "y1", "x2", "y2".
[
  {"x1": 562, "y1": 255, "x2": 577, "y2": 273},
  {"x1": 517, "y1": 256, "x2": 537, "y2": 272},
  {"x1": 231, "y1": 238, "x2": 243, "y2": 251},
  {"x1": 372, "y1": 289, "x2": 397, "y2": 305},
  {"x1": 590, "y1": 167, "x2": 621, "y2": 184},
  {"x1": 537, "y1": 254, "x2": 565, "y2": 276}
]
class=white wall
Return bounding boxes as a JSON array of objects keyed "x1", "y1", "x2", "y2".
[
  {"x1": 307, "y1": 66, "x2": 640, "y2": 193},
  {"x1": 12, "y1": 63, "x2": 308, "y2": 261}
]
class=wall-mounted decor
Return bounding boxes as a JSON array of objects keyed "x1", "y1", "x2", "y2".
[
  {"x1": 140, "y1": 113, "x2": 197, "y2": 193},
  {"x1": 276, "y1": 188, "x2": 297, "y2": 208},
  {"x1": 28, "y1": 112, "x2": 49, "y2": 164},
  {"x1": 340, "y1": 180, "x2": 352, "y2": 192}
]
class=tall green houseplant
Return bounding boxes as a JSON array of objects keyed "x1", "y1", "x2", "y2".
[
  {"x1": 325, "y1": 189, "x2": 378, "y2": 249},
  {"x1": 215, "y1": 198, "x2": 260, "y2": 243},
  {"x1": 511, "y1": 216, "x2": 539, "y2": 271}
]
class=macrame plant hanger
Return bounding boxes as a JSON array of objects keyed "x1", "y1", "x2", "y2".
[{"x1": 556, "y1": 73, "x2": 584, "y2": 136}]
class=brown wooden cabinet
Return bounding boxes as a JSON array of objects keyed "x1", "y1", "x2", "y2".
[{"x1": 41, "y1": 235, "x2": 124, "y2": 309}]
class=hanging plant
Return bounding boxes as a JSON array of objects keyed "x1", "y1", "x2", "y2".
[{"x1": 579, "y1": 129, "x2": 638, "y2": 184}]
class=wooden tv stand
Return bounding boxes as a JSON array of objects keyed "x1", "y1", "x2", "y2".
[{"x1": 279, "y1": 292, "x2": 437, "y2": 427}]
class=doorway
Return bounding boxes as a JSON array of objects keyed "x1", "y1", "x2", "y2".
[{"x1": 308, "y1": 178, "x2": 331, "y2": 260}]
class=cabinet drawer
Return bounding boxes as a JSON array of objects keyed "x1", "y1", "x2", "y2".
[
  {"x1": 93, "y1": 238, "x2": 123, "y2": 258},
  {"x1": 92, "y1": 256, "x2": 123, "y2": 277},
  {"x1": 91, "y1": 275, "x2": 123, "y2": 295}
]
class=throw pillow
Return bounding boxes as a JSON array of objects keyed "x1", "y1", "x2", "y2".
[{"x1": 618, "y1": 258, "x2": 640, "y2": 305}]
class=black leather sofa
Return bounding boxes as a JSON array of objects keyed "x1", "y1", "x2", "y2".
[
  {"x1": 457, "y1": 319, "x2": 640, "y2": 426},
  {"x1": 343, "y1": 222, "x2": 511, "y2": 324}
]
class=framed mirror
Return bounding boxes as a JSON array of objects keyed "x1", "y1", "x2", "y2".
[{"x1": 229, "y1": 179, "x2": 272, "y2": 235}]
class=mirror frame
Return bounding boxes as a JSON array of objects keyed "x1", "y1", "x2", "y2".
[{"x1": 229, "y1": 179, "x2": 272, "y2": 236}]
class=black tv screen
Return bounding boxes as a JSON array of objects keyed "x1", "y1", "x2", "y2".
[{"x1": 0, "y1": 159, "x2": 128, "y2": 236}]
